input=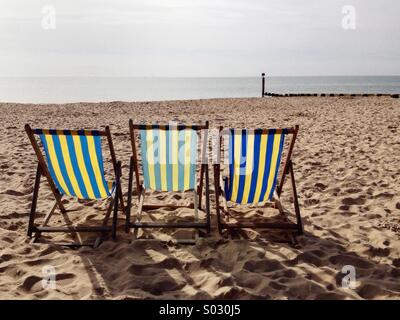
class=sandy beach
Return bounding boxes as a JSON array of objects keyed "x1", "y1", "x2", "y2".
[{"x1": 0, "y1": 96, "x2": 400, "y2": 299}]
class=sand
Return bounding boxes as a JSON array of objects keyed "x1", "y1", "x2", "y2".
[{"x1": 0, "y1": 96, "x2": 400, "y2": 300}]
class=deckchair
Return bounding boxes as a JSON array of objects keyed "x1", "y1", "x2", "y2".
[
  {"x1": 213, "y1": 125, "x2": 303, "y2": 240},
  {"x1": 126, "y1": 121, "x2": 211, "y2": 241},
  {"x1": 25, "y1": 124, "x2": 124, "y2": 247}
]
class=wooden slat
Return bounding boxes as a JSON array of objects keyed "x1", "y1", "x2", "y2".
[
  {"x1": 130, "y1": 123, "x2": 208, "y2": 131},
  {"x1": 221, "y1": 222, "x2": 299, "y2": 230},
  {"x1": 32, "y1": 129, "x2": 107, "y2": 136},
  {"x1": 221, "y1": 127, "x2": 297, "y2": 135},
  {"x1": 129, "y1": 222, "x2": 208, "y2": 228},
  {"x1": 142, "y1": 203, "x2": 195, "y2": 209},
  {"x1": 33, "y1": 226, "x2": 111, "y2": 233}
]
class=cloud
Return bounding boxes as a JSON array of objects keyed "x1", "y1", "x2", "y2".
[{"x1": 0, "y1": 0, "x2": 399, "y2": 76}]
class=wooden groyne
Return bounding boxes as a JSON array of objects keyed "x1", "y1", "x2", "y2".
[{"x1": 261, "y1": 73, "x2": 399, "y2": 99}]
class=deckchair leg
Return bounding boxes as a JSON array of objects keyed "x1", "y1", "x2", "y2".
[
  {"x1": 220, "y1": 177, "x2": 229, "y2": 221},
  {"x1": 118, "y1": 183, "x2": 125, "y2": 213},
  {"x1": 193, "y1": 190, "x2": 199, "y2": 241},
  {"x1": 53, "y1": 209, "x2": 82, "y2": 245},
  {"x1": 93, "y1": 237, "x2": 102, "y2": 248},
  {"x1": 102, "y1": 159, "x2": 121, "y2": 241},
  {"x1": 204, "y1": 163, "x2": 211, "y2": 234},
  {"x1": 103, "y1": 197, "x2": 115, "y2": 225},
  {"x1": 278, "y1": 125, "x2": 299, "y2": 197},
  {"x1": 112, "y1": 196, "x2": 118, "y2": 239},
  {"x1": 30, "y1": 199, "x2": 59, "y2": 243},
  {"x1": 137, "y1": 189, "x2": 145, "y2": 221},
  {"x1": 111, "y1": 161, "x2": 121, "y2": 239},
  {"x1": 288, "y1": 232, "x2": 298, "y2": 246},
  {"x1": 28, "y1": 164, "x2": 41, "y2": 237},
  {"x1": 273, "y1": 191, "x2": 285, "y2": 216},
  {"x1": 213, "y1": 164, "x2": 223, "y2": 235},
  {"x1": 132, "y1": 188, "x2": 145, "y2": 240},
  {"x1": 289, "y1": 160, "x2": 303, "y2": 235},
  {"x1": 125, "y1": 156, "x2": 135, "y2": 232},
  {"x1": 88, "y1": 196, "x2": 115, "y2": 248},
  {"x1": 193, "y1": 191, "x2": 199, "y2": 220},
  {"x1": 43, "y1": 200, "x2": 59, "y2": 226},
  {"x1": 197, "y1": 164, "x2": 204, "y2": 210}
]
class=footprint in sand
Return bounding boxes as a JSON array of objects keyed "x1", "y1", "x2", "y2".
[
  {"x1": 0, "y1": 253, "x2": 13, "y2": 263},
  {"x1": 1, "y1": 190, "x2": 26, "y2": 196},
  {"x1": 55, "y1": 272, "x2": 76, "y2": 285},
  {"x1": 341, "y1": 196, "x2": 366, "y2": 206},
  {"x1": 357, "y1": 284, "x2": 385, "y2": 299},
  {"x1": 367, "y1": 246, "x2": 391, "y2": 257},
  {"x1": 243, "y1": 259, "x2": 282, "y2": 273},
  {"x1": 143, "y1": 277, "x2": 185, "y2": 295},
  {"x1": 373, "y1": 192, "x2": 394, "y2": 199},
  {"x1": 329, "y1": 254, "x2": 373, "y2": 269},
  {"x1": 304, "y1": 198, "x2": 320, "y2": 206},
  {"x1": 20, "y1": 275, "x2": 42, "y2": 292},
  {"x1": 314, "y1": 182, "x2": 327, "y2": 191},
  {"x1": 291, "y1": 251, "x2": 325, "y2": 267}
]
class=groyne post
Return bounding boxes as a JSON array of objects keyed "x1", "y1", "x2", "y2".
[{"x1": 261, "y1": 73, "x2": 265, "y2": 97}]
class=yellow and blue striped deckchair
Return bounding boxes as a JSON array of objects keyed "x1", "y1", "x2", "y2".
[
  {"x1": 126, "y1": 122, "x2": 211, "y2": 238},
  {"x1": 37, "y1": 129, "x2": 113, "y2": 199},
  {"x1": 224, "y1": 128, "x2": 286, "y2": 204},
  {"x1": 139, "y1": 126, "x2": 198, "y2": 192},
  {"x1": 214, "y1": 125, "x2": 303, "y2": 238},
  {"x1": 25, "y1": 125, "x2": 122, "y2": 246}
]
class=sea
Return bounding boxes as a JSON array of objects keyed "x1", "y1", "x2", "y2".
[{"x1": 0, "y1": 76, "x2": 399, "y2": 104}]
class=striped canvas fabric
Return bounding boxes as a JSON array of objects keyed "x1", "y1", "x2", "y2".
[
  {"x1": 39, "y1": 130, "x2": 112, "y2": 199},
  {"x1": 139, "y1": 127, "x2": 198, "y2": 192},
  {"x1": 225, "y1": 129, "x2": 287, "y2": 204}
]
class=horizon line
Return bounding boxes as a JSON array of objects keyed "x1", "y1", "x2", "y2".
[{"x1": 1, "y1": 75, "x2": 400, "y2": 78}]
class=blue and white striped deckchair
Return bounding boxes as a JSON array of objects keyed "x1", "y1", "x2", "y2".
[
  {"x1": 224, "y1": 128, "x2": 286, "y2": 204},
  {"x1": 126, "y1": 122, "x2": 211, "y2": 238},
  {"x1": 214, "y1": 125, "x2": 303, "y2": 238},
  {"x1": 25, "y1": 125, "x2": 123, "y2": 246}
]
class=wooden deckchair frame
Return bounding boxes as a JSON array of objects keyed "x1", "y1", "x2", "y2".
[
  {"x1": 126, "y1": 121, "x2": 211, "y2": 240},
  {"x1": 213, "y1": 125, "x2": 303, "y2": 240},
  {"x1": 25, "y1": 124, "x2": 125, "y2": 248}
]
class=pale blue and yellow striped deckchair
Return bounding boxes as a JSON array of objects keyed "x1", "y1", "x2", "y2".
[
  {"x1": 126, "y1": 122, "x2": 211, "y2": 238},
  {"x1": 213, "y1": 125, "x2": 303, "y2": 237},
  {"x1": 25, "y1": 125, "x2": 123, "y2": 246}
]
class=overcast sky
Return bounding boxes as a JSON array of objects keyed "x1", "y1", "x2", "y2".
[{"x1": 0, "y1": 0, "x2": 399, "y2": 77}]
